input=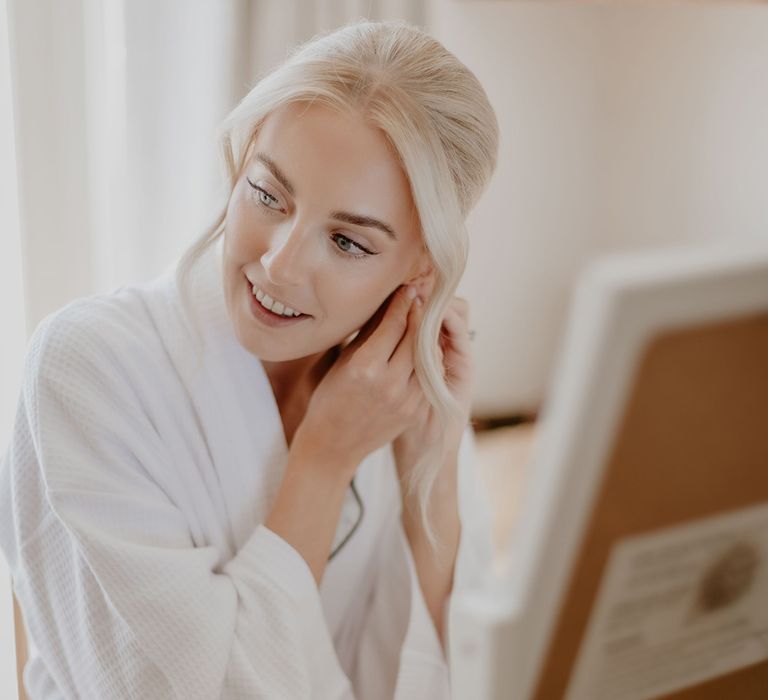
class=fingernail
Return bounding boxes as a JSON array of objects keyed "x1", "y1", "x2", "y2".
[
  {"x1": 406, "y1": 286, "x2": 417, "y2": 300},
  {"x1": 415, "y1": 296, "x2": 423, "y2": 307}
]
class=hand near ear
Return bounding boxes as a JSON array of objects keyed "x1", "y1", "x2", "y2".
[{"x1": 392, "y1": 272, "x2": 475, "y2": 487}]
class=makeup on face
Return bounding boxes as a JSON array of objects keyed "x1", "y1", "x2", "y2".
[{"x1": 225, "y1": 102, "x2": 424, "y2": 355}]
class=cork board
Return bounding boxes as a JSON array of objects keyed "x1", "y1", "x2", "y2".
[{"x1": 530, "y1": 310, "x2": 768, "y2": 700}]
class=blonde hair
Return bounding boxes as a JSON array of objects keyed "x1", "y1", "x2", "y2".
[{"x1": 176, "y1": 18, "x2": 499, "y2": 552}]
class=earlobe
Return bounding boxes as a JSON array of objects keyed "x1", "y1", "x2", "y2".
[{"x1": 407, "y1": 264, "x2": 436, "y2": 300}]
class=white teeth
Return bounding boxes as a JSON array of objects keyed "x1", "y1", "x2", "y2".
[{"x1": 251, "y1": 284, "x2": 302, "y2": 317}]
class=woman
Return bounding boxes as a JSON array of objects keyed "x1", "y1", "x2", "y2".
[{"x1": 0, "y1": 18, "x2": 499, "y2": 700}]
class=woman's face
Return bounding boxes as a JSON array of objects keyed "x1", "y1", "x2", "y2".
[{"x1": 222, "y1": 100, "x2": 432, "y2": 362}]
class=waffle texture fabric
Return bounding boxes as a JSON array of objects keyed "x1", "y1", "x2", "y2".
[{"x1": 0, "y1": 238, "x2": 495, "y2": 699}]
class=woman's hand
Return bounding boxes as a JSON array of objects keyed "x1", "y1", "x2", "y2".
[
  {"x1": 297, "y1": 284, "x2": 426, "y2": 475},
  {"x1": 391, "y1": 282, "x2": 475, "y2": 483}
]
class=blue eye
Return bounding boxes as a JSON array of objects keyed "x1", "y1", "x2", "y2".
[
  {"x1": 331, "y1": 233, "x2": 374, "y2": 260},
  {"x1": 247, "y1": 177, "x2": 282, "y2": 211}
]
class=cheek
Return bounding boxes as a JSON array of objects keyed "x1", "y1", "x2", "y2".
[
  {"x1": 224, "y1": 211, "x2": 251, "y2": 251},
  {"x1": 315, "y1": 279, "x2": 380, "y2": 328}
]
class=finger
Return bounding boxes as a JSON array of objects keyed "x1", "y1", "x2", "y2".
[
  {"x1": 451, "y1": 297, "x2": 470, "y2": 321},
  {"x1": 357, "y1": 284, "x2": 417, "y2": 364},
  {"x1": 441, "y1": 306, "x2": 472, "y2": 359},
  {"x1": 390, "y1": 293, "x2": 423, "y2": 376},
  {"x1": 344, "y1": 287, "x2": 398, "y2": 353}
]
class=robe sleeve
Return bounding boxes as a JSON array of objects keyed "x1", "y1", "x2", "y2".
[
  {"x1": 351, "y1": 424, "x2": 496, "y2": 699},
  {"x1": 0, "y1": 308, "x2": 356, "y2": 699}
]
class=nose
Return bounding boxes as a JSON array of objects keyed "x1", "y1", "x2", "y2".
[{"x1": 260, "y1": 221, "x2": 313, "y2": 287}]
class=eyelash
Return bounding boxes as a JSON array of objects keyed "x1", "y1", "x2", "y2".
[{"x1": 246, "y1": 177, "x2": 376, "y2": 261}]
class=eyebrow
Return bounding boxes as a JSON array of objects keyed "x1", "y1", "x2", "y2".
[
  {"x1": 255, "y1": 151, "x2": 399, "y2": 241},
  {"x1": 329, "y1": 211, "x2": 398, "y2": 241}
]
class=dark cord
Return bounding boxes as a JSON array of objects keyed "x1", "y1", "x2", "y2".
[{"x1": 327, "y1": 477, "x2": 364, "y2": 561}]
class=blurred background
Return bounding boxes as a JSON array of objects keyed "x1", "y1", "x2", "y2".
[{"x1": 2, "y1": 1, "x2": 768, "y2": 696}]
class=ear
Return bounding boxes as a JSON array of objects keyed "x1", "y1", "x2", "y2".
[
  {"x1": 406, "y1": 253, "x2": 436, "y2": 299},
  {"x1": 408, "y1": 247, "x2": 434, "y2": 278}
]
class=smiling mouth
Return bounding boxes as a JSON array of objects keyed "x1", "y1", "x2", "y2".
[{"x1": 245, "y1": 274, "x2": 312, "y2": 322}]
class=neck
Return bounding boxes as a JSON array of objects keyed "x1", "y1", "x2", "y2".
[{"x1": 260, "y1": 344, "x2": 341, "y2": 406}]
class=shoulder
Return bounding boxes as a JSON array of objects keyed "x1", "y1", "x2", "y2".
[{"x1": 24, "y1": 287, "x2": 164, "y2": 400}]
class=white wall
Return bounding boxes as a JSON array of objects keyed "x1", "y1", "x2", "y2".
[
  {"x1": 427, "y1": 0, "x2": 768, "y2": 417},
  {"x1": 597, "y1": 2, "x2": 768, "y2": 250}
]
